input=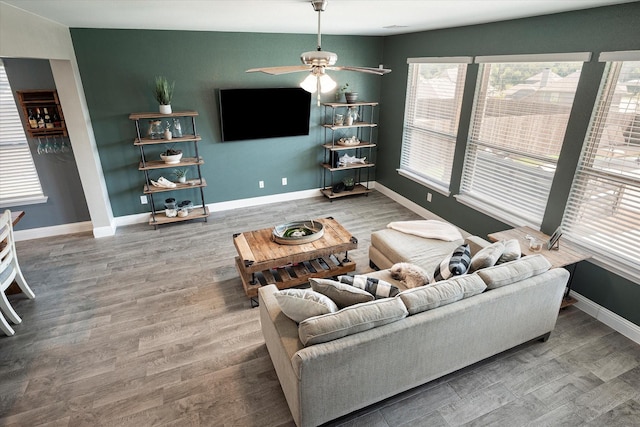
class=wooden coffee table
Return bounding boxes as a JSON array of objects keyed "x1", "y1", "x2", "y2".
[{"x1": 233, "y1": 217, "x2": 357, "y2": 305}]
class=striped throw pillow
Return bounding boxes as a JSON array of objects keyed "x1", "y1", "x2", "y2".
[
  {"x1": 337, "y1": 275, "x2": 400, "y2": 298},
  {"x1": 433, "y1": 244, "x2": 471, "y2": 282}
]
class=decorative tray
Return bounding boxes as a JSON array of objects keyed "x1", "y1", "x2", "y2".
[{"x1": 272, "y1": 220, "x2": 324, "y2": 245}]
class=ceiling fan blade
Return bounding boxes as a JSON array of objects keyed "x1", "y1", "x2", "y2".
[
  {"x1": 328, "y1": 66, "x2": 392, "y2": 75},
  {"x1": 246, "y1": 65, "x2": 311, "y2": 75}
]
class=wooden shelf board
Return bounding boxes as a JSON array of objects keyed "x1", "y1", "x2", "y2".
[
  {"x1": 321, "y1": 162, "x2": 375, "y2": 172},
  {"x1": 143, "y1": 178, "x2": 207, "y2": 194},
  {"x1": 322, "y1": 122, "x2": 377, "y2": 130},
  {"x1": 320, "y1": 184, "x2": 372, "y2": 199},
  {"x1": 321, "y1": 101, "x2": 379, "y2": 107},
  {"x1": 134, "y1": 135, "x2": 201, "y2": 145},
  {"x1": 149, "y1": 206, "x2": 209, "y2": 225},
  {"x1": 139, "y1": 158, "x2": 204, "y2": 170},
  {"x1": 322, "y1": 142, "x2": 375, "y2": 151},
  {"x1": 129, "y1": 111, "x2": 198, "y2": 120}
]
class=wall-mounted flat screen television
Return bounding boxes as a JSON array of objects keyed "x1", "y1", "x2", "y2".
[{"x1": 219, "y1": 87, "x2": 311, "y2": 142}]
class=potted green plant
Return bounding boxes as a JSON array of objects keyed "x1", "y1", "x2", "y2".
[
  {"x1": 342, "y1": 176, "x2": 355, "y2": 191},
  {"x1": 173, "y1": 168, "x2": 188, "y2": 183},
  {"x1": 154, "y1": 76, "x2": 175, "y2": 114}
]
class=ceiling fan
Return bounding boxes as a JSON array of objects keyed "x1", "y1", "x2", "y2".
[{"x1": 246, "y1": 0, "x2": 391, "y2": 103}]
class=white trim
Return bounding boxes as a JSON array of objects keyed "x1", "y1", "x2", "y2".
[
  {"x1": 13, "y1": 221, "x2": 93, "y2": 241},
  {"x1": 396, "y1": 169, "x2": 451, "y2": 197},
  {"x1": 475, "y1": 52, "x2": 591, "y2": 63},
  {"x1": 374, "y1": 182, "x2": 444, "y2": 220},
  {"x1": 0, "y1": 196, "x2": 48, "y2": 208},
  {"x1": 93, "y1": 222, "x2": 116, "y2": 238},
  {"x1": 454, "y1": 194, "x2": 531, "y2": 229},
  {"x1": 407, "y1": 56, "x2": 473, "y2": 64},
  {"x1": 598, "y1": 50, "x2": 640, "y2": 62},
  {"x1": 572, "y1": 291, "x2": 640, "y2": 345}
]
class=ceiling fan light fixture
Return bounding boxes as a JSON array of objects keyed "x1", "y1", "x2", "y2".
[{"x1": 300, "y1": 74, "x2": 319, "y2": 93}]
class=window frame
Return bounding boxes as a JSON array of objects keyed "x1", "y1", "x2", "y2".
[
  {"x1": 398, "y1": 56, "x2": 472, "y2": 195},
  {"x1": 456, "y1": 52, "x2": 591, "y2": 227}
]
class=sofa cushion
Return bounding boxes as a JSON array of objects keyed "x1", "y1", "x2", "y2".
[
  {"x1": 275, "y1": 289, "x2": 338, "y2": 323},
  {"x1": 399, "y1": 275, "x2": 487, "y2": 315},
  {"x1": 477, "y1": 254, "x2": 552, "y2": 289},
  {"x1": 469, "y1": 241, "x2": 505, "y2": 273},
  {"x1": 497, "y1": 239, "x2": 521, "y2": 264},
  {"x1": 298, "y1": 297, "x2": 408, "y2": 346},
  {"x1": 433, "y1": 244, "x2": 471, "y2": 282},
  {"x1": 337, "y1": 275, "x2": 400, "y2": 298},
  {"x1": 310, "y1": 278, "x2": 374, "y2": 308},
  {"x1": 370, "y1": 228, "x2": 464, "y2": 272}
]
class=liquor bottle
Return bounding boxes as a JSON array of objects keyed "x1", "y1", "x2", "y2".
[
  {"x1": 43, "y1": 108, "x2": 54, "y2": 128},
  {"x1": 28, "y1": 108, "x2": 38, "y2": 128},
  {"x1": 52, "y1": 110, "x2": 61, "y2": 127},
  {"x1": 36, "y1": 108, "x2": 45, "y2": 128}
]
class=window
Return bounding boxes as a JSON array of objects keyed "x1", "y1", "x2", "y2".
[
  {"x1": 458, "y1": 53, "x2": 590, "y2": 227},
  {"x1": 562, "y1": 51, "x2": 640, "y2": 279},
  {"x1": 399, "y1": 57, "x2": 471, "y2": 193},
  {"x1": 0, "y1": 59, "x2": 46, "y2": 207}
]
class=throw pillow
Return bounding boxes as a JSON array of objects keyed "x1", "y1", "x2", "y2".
[
  {"x1": 310, "y1": 278, "x2": 374, "y2": 308},
  {"x1": 469, "y1": 241, "x2": 505, "y2": 273},
  {"x1": 399, "y1": 274, "x2": 487, "y2": 315},
  {"x1": 298, "y1": 297, "x2": 408, "y2": 346},
  {"x1": 337, "y1": 275, "x2": 400, "y2": 298},
  {"x1": 274, "y1": 288, "x2": 338, "y2": 323},
  {"x1": 433, "y1": 244, "x2": 471, "y2": 282},
  {"x1": 497, "y1": 239, "x2": 521, "y2": 264},
  {"x1": 477, "y1": 254, "x2": 552, "y2": 289}
]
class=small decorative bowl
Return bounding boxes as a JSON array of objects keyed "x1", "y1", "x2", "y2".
[
  {"x1": 337, "y1": 137, "x2": 360, "y2": 146},
  {"x1": 160, "y1": 153, "x2": 183, "y2": 164}
]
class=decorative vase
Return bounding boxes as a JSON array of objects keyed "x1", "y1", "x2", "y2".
[
  {"x1": 345, "y1": 92, "x2": 358, "y2": 104},
  {"x1": 178, "y1": 176, "x2": 186, "y2": 183},
  {"x1": 164, "y1": 129, "x2": 172, "y2": 140},
  {"x1": 159, "y1": 104, "x2": 172, "y2": 114}
]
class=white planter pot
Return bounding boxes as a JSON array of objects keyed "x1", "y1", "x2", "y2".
[{"x1": 159, "y1": 104, "x2": 172, "y2": 114}]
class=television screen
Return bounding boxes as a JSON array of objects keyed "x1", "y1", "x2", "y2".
[{"x1": 219, "y1": 87, "x2": 311, "y2": 142}]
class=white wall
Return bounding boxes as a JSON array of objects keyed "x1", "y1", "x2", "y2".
[{"x1": 0, "y1": 2, "x2": 115, "y2": 237}]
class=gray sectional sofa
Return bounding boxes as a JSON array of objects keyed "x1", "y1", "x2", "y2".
[{"x1": 259, "y1": 225, "x2": 569, "y2": 427}]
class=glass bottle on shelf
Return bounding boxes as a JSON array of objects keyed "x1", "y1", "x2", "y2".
[
  {"x1": 36, "y1": 108, "x2": 45, "y2": 128},
  {"x1": 43, "y1": 108, "x2": 54, "y2": 128},
  {"x1": 172, "y1": 118, "x2": 183, "y2": 137},
  {"x1": 52, "y1": 110, "x2": 61, "y2": 127},
  {"x1": 27, "y1": 108, "x2": 37, "y2": 128}
]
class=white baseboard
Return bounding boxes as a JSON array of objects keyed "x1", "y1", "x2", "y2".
[
  {"x1": 374, "y1": 182, "x2": 449, "y2": 221},
  {"x1": 571, "y1": 291, "x2": 640, "y2": 345},
  {"x1": 14, "y1": 221, "x2": 93, "y2": 241},
  {"x1": 92, "y1": 222, "x2": 117, "y2": 238}
]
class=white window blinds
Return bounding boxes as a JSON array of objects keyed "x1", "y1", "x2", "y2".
[
  {"x1": 562, "y1": 56, "x2": 640, "y2": 278},
  {"x1": 459, "y1": 56, "x2": 587, "y2": 227},
  {"x1": 399, "y1": 57, "x2": 470, "y2": 192},
  {"x1": 0, "y1": 59, "x2": 46, "y2": 207}
]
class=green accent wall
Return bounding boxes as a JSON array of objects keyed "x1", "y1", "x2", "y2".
[
  {"x1": 70, "y1": 29, "x2": 385, "y2": 215},
  {"x1": 70, "y1": 3, "x2": 639, "y2": 326},
  {"x1": 377, "y1": 3, "x2": 640, "y2": 326}
]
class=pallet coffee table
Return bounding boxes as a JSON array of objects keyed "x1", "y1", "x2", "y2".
[{"x1": 233, "y1": 217, "x2": 358, "y2": 306}]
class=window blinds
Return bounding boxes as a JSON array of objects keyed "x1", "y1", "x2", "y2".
[
  {"x1": 562, "y1": 58, "x2": 640, "y2": 277},
  {"x1": 399, "y1": 57, "x2": 470, "y2": 192},
  {"x1": 0, "y1": 60, "x2": 46, "y2": 207},
  {"x1": 459, "y1": 59, "x2": 585, "y2": 227}
]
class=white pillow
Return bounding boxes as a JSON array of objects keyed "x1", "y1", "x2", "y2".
[
  {"x1": 274, "y1": 288, "x2": 338, "y2": 323},
  {"x1": 469, "y1": 241, "x2": 505, "y2": 273},
  {"x1": 497, "y1": 239, "x2": 521, "y2": 264},
  {"x1": 310, "y1": 278, "x2": 374, "y2": 308}
]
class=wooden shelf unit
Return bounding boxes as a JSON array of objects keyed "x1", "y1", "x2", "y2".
[
  {"x1": 320, "y1": 101, "x2": 378, "y2": 200},
  {"x1": 16, "y1": 90, "x2": 67, "y2": 137},
  {"x1": 130, "y1": 110, "x2": 209, "y2": 228}
]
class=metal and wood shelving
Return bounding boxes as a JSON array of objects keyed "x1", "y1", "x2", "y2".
[
  {"x1": 320, "y1": 101, "x2": 378, "y2": 199},
  {"x1": 129, "y1": 110, "x2": 209, "y2": 228}
]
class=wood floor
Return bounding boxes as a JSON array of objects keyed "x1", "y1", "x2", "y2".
[{"x1": 1, "y1": 191, "x2": 639, "y2": 426}]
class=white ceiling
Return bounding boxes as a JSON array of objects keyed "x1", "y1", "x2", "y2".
[{"x1": 3, "y1": 0, "x2": 636, "y2": 36}]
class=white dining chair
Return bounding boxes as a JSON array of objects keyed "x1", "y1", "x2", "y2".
[{"x1": 1, "y1": 210, "x2": 35, "y2": 336}]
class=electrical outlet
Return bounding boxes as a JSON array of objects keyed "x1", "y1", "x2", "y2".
[
  {"x1": 282, "y1": 177, "x2": 287, "y2": 186},
  {"x1": 426, "y1": 192, "x2": 432, "y2": 202},
  {"x1": 140, "y1": 195, "x2": 148, "y2": 204},
  {"x1": 259, "y1": 180, "x2": 264, "y2": 188}
]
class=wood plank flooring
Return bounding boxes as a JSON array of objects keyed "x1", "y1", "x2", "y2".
[{"x1": 1, "y1": 191, "x2": 639, "y2": 426}]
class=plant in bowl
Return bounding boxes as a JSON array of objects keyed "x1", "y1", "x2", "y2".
[
  {"x1": 154, "y1": 76, "x2": 175, "y2": 114},
  {"x1": 160, "y1": 146, "x2": 182, "y2": 164},
  {"x1": 342, "y1": 176, "x2": 355, "y2": 191},
  {"x1": 173, "y1": 168, "x2": 188, "y2": 183}
]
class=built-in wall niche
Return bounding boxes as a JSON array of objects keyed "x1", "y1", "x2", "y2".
[{"x1": 16, "y1": 89, "x2": 67, "y2": 137}]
